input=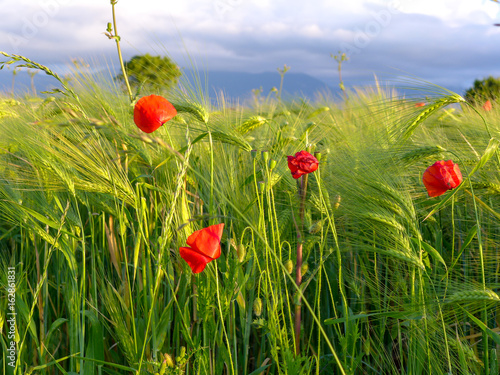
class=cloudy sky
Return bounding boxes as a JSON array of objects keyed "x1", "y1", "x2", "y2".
[{"x1": 1, "y1": 0, "x2": 500, "y2": 94}]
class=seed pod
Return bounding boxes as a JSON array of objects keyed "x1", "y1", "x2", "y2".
[
  {"x1": 284, "y1": 259, "x2": 294, "y2": 274},
  {"x1": 237, "y1": 244, "x2": 246, "y2": 263},
  {"x1": 314, "y1": 151, "x2": 322, "y2": 161},
  {"x1": 301, "y1": 262, "x2": 309, "y2": 275},
  {"x1": 261, "y1": 150, "x2": 269, "y2": 163},
  {"x1": 258, "y1": 181, "x2": 265, "y2": 193},
  {"x1": 251, "y1": 149, "x2": 258, "y2": 159},
  {"x1": 253, "y1": 297, "x2": 263, "y2": 317}
]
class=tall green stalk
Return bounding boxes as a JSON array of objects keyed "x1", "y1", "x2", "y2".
[
  {"x1": 293, "y1": 173, "x2": 307, "y2": 356},
  {"x1": 108, "y1": 0, "x2": 133, "y2": 102}
]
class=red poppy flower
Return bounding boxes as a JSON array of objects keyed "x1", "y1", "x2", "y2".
[
  {"x1": 422, "y1": 160, "x2": 463, "y2": 197},
  {"x1": 287, "y1": 150, "x2": 319, "y2": 179},
  {"x1": 133, "y1": 95, "x2": 177, "y2": 133},
  {"x1": 179, "y1": 224, "x2": 224, "y2": 273},
  {"x1": 415, "y1": 102, "x2": 426, "y2": 107},
  {"x1": 483, "y1": 100, "x2": 492, "y2": 111}
]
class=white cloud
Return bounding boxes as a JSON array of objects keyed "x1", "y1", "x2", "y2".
[
  {"x1": 397, "y1": 0, "x2": 499, "y2": 26},
  {"x1": 1, "y1": 0, "x2": 500, "y2": 95},
  {"x1": 299, "y1": 24, "x2": 324, "y2": 38}
]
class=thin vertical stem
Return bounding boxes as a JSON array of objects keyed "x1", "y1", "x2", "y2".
[
  {"x1": 110, "y1": 1, "x2": 133, "y2": 102},
  {"x1": 294, "y1": 174, "x2": 308, "y2": 356},
  {"x1": 192, "y1": 274, "x2": 197, "y2": 323},
  {"x1": 214, "y1": 261, "x2": 235, "y2": 374}
]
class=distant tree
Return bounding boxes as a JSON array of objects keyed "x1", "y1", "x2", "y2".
[
  {"x1": 115, "y1": 54, "x2": 182, "y2": 93},
  {"x1": 464, "y1": 76, "x2": 500, "y2": 104}
]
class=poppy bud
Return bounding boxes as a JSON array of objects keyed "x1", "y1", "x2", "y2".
[
  {"x1": 284, "y1": 259, "x2": 294, "y2": 274},
  {"x1": 268, "y1": 159, "x2": 277, "y2": 170},
  {"x1": 261, "y1": 150, "x2": 269, "y2": 163},
  {"x1": 253, "y1": 297, "x2": 263, "y2": 316},
  {"x1": 301, "y1": 262, "x2": 309, "y2": 275},
  {"x1": 258, "y1": 181, "x2": 265, "y2": 193},
  {"x1": 237, "y1": 244, "x2": 246, "y2": 263}
]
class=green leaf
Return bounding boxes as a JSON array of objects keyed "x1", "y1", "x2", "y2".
[
  {"x1": 461, "y1": 308, "x2": 500, "y2": 346},
  {"x1": 73, "y1": 357, "x2": 137, "y2": 372},
  {"x1": 248, "y1": 363, "x2": 272, "y2": 375},
  {"x1": 423, "y1": 188, "x2": 460, "y2": 221},
  {"x1": 444, "y1": 225, "x2": 478, "y2": 279},
  {"x1": 44, "y1": 318, "x2": 68, "y2": 346},
  {"x1": 179, "y1": 132, "x2": 208, "y2": 153},
  {"x1": 84, "y1": 310, "x2": 105, "y2": 375},
  {"x1": 30, "y1": 354, "x2": 77, "y2": 372},
  {"x1": 15, "y1": 297, "x2": 39, "y2": 346},
  {"x1": 469, "y1": 137, "x2": 499, "y2": 176},
  {"x1": 411, "y1": 237, "x2": 447, "y2": 270},
  {"x1": 325, "y1": 311, "x2": 423, "y2": 325}
]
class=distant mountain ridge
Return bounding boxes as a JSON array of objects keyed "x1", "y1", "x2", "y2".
[
  {"x1": 182, "y1": 70, "x2": 336, "y2": 101},
  {"x1": 0, "y1": 68, "x2": 337, "y2": 101},
  {"x1": 2, "y1": 68, "x2": 465, "y2": 102}
]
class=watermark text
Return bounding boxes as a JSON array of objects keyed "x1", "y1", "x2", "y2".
[
  {"x1": 7, "y1": 267, "x2": 17, "y2": 368},
  {"x1": 8, "y1": 0, "x2": 71, "y2": 52}
]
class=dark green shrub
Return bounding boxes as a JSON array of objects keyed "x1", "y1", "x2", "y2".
[{"x1": 464, "y1": 76, "x2": 500, "y2": 104}]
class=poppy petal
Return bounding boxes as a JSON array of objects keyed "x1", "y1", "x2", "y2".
[
  {"x1": 287, "y1": 150, "x2": 319, "y2": 179},
  {"x1": 134, "y1": 95, "x2": 177, "y2": 133},
  {"x1": 423, "y1": 160, "x2": 462, "y2": 197},
  {"x1": 423, "y1": 166, "x2": 448, "y2": 197},
  {"x1": 443, "y1": 160, "x2": 462, "y2": 187},
  {"x1": 179, "y1": 247, "x2": 213, "y2": 273},
  {"x1": 287, "y1": 157, "x2": 298, "y2": 172},
  {"x1": 298, "y1": 160, "x2": 318, "y2": 173},
  {"x1": 291, "y1": 169, "x2": 306, "y2": 179},
  {"x1": 186, "y1": 223, "x2": 224, "y2": 260}
]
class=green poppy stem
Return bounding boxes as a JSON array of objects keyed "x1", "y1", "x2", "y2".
[
  {"x1": 110, "y1": 1, "x2": 133, "y2": 102},
  {"x1": 192, "y1": 274, "x2": 197, "y2": 322},
  {"x1": 294, "y1": 173, "x2": 308, "y2": 356},
  {"x1": 294, "y1": 240, "x2": 303, "y2": 356}
]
